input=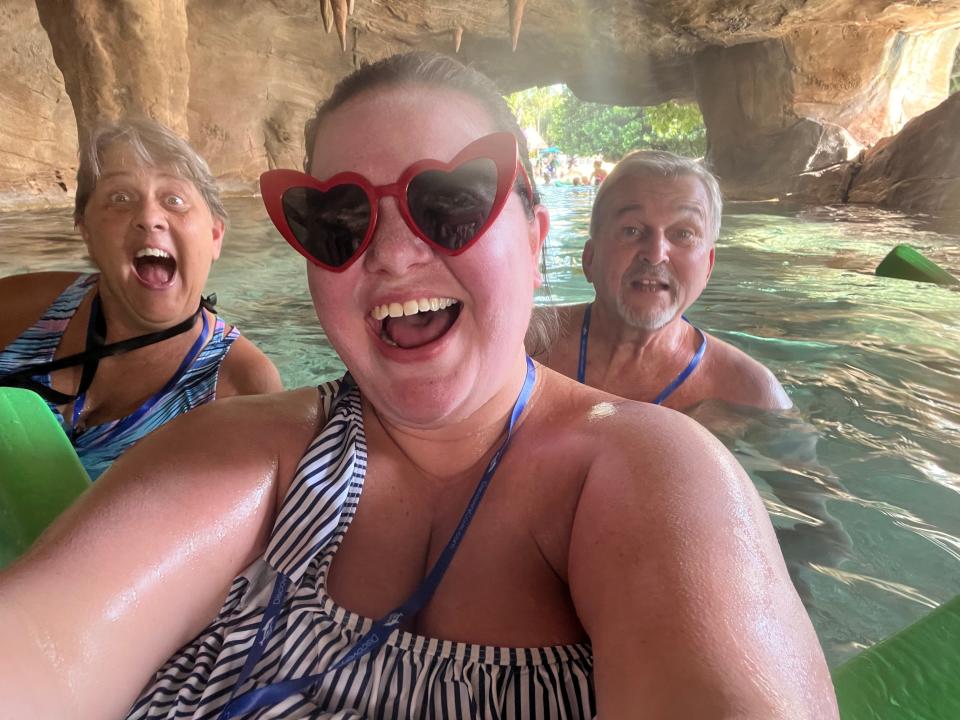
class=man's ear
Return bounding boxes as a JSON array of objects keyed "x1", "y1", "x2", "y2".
[
  {"x1": 529, "y1": 204, "x2": 549, "y2": 288},
  {"x1": 582, "y1": 239, "x2": 595, "y2": 284},
  {"x1": 705, "y1": 243, "x2": 716, "y2": 283},
  {"x1": 211, "y1": 217, "x2": 225, "y2": 261}
]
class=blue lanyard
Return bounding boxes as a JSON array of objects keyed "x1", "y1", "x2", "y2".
[
  {"x1": 577, "y1": 303, "x2": 706, "y2": 405},
  {"x1": 71, "y1": 299, "x2": 211, "y2": 440},
  {"x1": 217, "y1": 356, "x2": 538, "y2": 720}
]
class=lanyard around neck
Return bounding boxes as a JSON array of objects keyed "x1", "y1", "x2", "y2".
[
  {"x1": 218, "y1": 356, "x2": 538, "y2": 720},
  {"x1": 0, "y1": 292, "x2": 215, "y2": 406},
  {"x1": 577, "y1": 302, "x2": 707, "y2": 405},
  {"x1": 70, "y1": 303, "x2": 212, "y2": 435}
]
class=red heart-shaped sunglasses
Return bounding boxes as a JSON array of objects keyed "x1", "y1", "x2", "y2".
[{"x1": 260, "y1": 132, "x2": 533, "y2": 272}]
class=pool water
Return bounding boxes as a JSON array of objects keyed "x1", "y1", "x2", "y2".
[{"x1": 2, "y1": 185, "x2": 958, "y2": 668}]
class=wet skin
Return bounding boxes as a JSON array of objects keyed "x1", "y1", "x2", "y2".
[{"x1": 0, "y1": 86, "x2": 836, "y2": 719}]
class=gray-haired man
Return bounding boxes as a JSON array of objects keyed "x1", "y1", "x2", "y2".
[{"x1": 539, "y1": 150, "x2": 791, "y2": 412}]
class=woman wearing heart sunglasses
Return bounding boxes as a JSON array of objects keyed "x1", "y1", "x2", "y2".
[{"x1": 0, "y1": 53, "x2": 837, "y2": 719}]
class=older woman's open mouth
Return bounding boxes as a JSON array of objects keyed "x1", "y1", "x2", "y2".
[
  {"x1": 133, "y1": 247, "x2": 177, "y2": 288},
  {"x1": 370, "y1": 297, "x2": 462, "y2": 349}
]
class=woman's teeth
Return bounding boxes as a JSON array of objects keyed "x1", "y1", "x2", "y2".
[
  {"x1": 135, "y1": 247, "x2": 173, "y2": 260},
  {"x1": 370, "y1": 297, "x2": 458, "y2": 321}
]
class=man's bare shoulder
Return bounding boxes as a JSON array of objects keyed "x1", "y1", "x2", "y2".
[{"x1": 703, "y1": 333, "x2": 793, "y2": 410}]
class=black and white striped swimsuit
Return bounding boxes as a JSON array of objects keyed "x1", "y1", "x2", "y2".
[{"x1": 128, "y1": 378, "x2": 595, "y2": 719}]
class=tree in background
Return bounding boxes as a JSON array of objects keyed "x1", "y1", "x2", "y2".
[
  {"x1": 505, "y1": 86, "x2": 707, "y2": 160},
  {"x1": 505, "y1": 85, "x2": 563, "y2": 141}
]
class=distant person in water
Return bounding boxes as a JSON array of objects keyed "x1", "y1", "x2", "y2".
[
  {"x1": 590, "y1": 159, "x2": 608, "y2": 185},
  {"x1": 536, "y1": 150, "x2": 791, "y2": 412},
  {"x1": 0, "y1": 118, "x2": 282, "y2": 479}
]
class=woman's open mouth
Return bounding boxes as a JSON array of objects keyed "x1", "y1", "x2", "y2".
[
  {"x1": 133, "y1": 247, "x2": 177, "y2": 288},
  {"x1": 370, "y1": 296, "x2": 462, "y2": 349}
]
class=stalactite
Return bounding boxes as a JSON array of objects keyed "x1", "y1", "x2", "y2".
[
  {"x1": 320, "y1": 0, "x2": 333, "y2": 34},
  {"x1": 332, "y1": 0, "x2": 348, "y2": 52},
  {"x1": 348, "y1": 0, "x2": 355, "y2": 15},
  {"x1": 509, "y1": 0, "x2": 526, "y2": 52},
  {"x1": 453, "y1": 25, "x2": 463, "y2": 53}
]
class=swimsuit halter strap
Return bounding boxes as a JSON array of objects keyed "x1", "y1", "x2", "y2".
[
  {"x1": 218, "y1": 357, "x2": 539, "y2": 720},
  {"x1": 0, "y1": 292, "x2": 215, "y2": 406},
  {"x1": 577, "y1": 302, "x2": 706, "y2": 405}
]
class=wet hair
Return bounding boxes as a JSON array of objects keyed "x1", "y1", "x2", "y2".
[
  {"x1": 302, "y1": 51, "x2": 540, "y2": 216},
  {"x1": 524, "y1": 303, "x2": 561, "y2": 358},
  {"x1": 74, "y1": 118, "x2": 227, "y2": 226},
  {"x1": 590, "y1": 150, "x2": 722, "y2": 242}
]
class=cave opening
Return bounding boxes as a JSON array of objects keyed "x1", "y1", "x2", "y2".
[{"x1": 505, "y1": 84, "x2": 706, "y2": 168}]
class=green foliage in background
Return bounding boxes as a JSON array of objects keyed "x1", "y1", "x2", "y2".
[
  {"x1": 505, "y1": 86, "x2": 563, "y2": 140},
  {"x1": 506, "y1": 85, "x2": 706, "y2": 159}
]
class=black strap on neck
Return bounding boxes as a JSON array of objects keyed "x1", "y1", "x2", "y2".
[{"x1": 0, "y1": 293, "x2": 217, "y2": 406}]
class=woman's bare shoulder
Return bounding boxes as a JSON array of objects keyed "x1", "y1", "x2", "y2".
[
  {"x1": 539, "y1": 365, "x2": 742, "y2": 503},
  {"x1": 0, "y1": 271, "x2": 85, "y2": 347}
]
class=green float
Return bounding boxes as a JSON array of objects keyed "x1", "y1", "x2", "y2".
[
  {"x1": 875, "y1": 244, "x2": 958, "y2": 285},
  {"x1": 832, "y1": 594, "x2": 960, "y2": 718},
  {"x1": 0, "y1": 387, "x2": 90, "y2": 568}
]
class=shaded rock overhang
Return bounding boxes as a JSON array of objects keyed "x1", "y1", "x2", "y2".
[{"x1": 1, "y1": 0, "x2": 959, "y2": 212}]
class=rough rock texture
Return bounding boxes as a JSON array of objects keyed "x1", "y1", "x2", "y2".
[
  {"x1": 694, "y1": 40, "x2": 865, "y2": 199},
  {"x1": 847, "y1": 91, "x2": 960, "y2": 213},
  {"x1": 1, "y1": 0, "x2": 959, "y2": 211},
  {"x1": 0, "y1": 0, "x2": 77, "y2": 209},
  {"x1": 35, "y1": 0, "x2": 190, "y2": 139}
]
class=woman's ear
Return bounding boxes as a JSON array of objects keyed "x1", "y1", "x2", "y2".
[
  {"x1": 211, "y1": 217, "x2": 225, "y2": 262},
  {"x1": 529, "y1": 204, "x2": 550, "y2": 288},
  {"x1": 77, "y1": 219, "x2": 94, "y2": 258}
]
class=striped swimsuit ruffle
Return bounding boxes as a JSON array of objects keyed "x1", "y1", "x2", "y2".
[
  {"x1": 127, "y1": 380, "x2": 596, "y2": 720},
  {"x1": 0, "y1": 273, "x2": 240, "y2": 480}
]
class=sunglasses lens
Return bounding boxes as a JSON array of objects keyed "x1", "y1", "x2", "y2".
[
  {"x1": 407, "y1": 157, "x2": 499, "y2": 251},
  {"x1": 281, "y1": 184, "x2": 371, "y2": 268}
]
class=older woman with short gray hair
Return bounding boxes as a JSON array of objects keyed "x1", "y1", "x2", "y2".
[{"x1": 0, "y1": 117, "x2": 281, "y2": 480}]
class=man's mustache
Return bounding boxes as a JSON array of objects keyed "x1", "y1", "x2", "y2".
[{"x1": 623, "y1": 261, "x2": 676, "y2": 286}]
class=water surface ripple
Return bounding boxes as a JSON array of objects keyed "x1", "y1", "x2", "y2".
[{"x1": 2, "y1": 187, "x2": 958, "y2": 667}]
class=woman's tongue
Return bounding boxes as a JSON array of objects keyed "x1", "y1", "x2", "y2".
[
  {"x1": 134, "y1": 257, "x2": 176, "y2": 288},
  {"x1": 382, "y1": 307, "x2": 456, "y2": 349}
]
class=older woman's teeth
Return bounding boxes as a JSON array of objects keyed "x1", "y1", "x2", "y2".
[
  {"x1": 135, "y1": 248, "x2": 173, "y2": 259},
  {"x1": 370, "y1": 297, "x2": 457, "y2": 321}
]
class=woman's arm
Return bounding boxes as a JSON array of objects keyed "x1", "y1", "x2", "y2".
[
  {"x1": 215, "y1": 334, "x2": 284, "y2": 396},
  {"x1": 0, "y1": 388, "x2": 320, "y2": 719},
  {"x1": 568, "y1": 405, "x2": 838, "y2": 719}
]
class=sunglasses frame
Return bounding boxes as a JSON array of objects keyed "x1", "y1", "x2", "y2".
[{"x1": 260, "y1": 131, "x2": 533, "y2": 272}]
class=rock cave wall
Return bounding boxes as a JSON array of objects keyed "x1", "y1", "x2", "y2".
[{"x1": 0, "y1": 0, "x2": 958, "y2": 213}]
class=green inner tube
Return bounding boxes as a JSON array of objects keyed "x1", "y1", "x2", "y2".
[
  {"x1": 0, "y1": 387, "x2": 90, "y2": 568},
  {"x1": 833, "y1": 593, "x2": 960, "y2": 718},
  {"x1": 875, "y1": 244, "x2": 958, "y2": 286}
]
